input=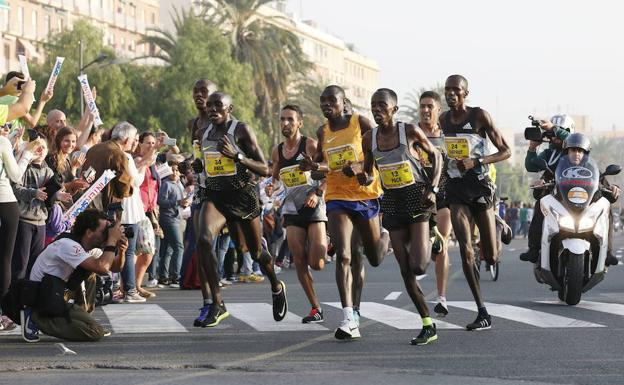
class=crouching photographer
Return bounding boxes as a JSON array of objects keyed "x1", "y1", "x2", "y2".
[{"x1": 20, "y1": 209, "x2": 127, "y2": 342}]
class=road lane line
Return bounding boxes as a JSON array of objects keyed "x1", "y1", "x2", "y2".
[
  {"x1": 446, "y1": 301, "x2": 604, "y2": 328},
  {"x1": 323, "y1": 302, "x2": 462, "y2": 329},
  {"x1": 103, "y1": 304, "x2": 187, "y2": 333},
  {"x1": 226, "y1": 303, "x2": 327, "y2": 331},
  {"x1": 384, "y1": 291, "x2": 402, "y2": 300},
  {"x1": 537, "y1": 300, "x2": 624, "y2": 316}
]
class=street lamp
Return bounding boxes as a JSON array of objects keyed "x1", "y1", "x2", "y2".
[{"x1": 78, "y1": 39, "x2": 108, "y2": 115}]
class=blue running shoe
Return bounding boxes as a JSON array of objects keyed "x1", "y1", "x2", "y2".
[
  {"x1": 20, "y1": 308, "x2": 39, "y2": 343},
  {"x1": 194, "y1": 303, "x2": 212, "y2": 327}
]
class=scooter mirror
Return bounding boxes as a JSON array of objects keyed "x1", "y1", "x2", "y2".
[{"x1": 604, "y1": 164, "x2": 622, "y2": 176}]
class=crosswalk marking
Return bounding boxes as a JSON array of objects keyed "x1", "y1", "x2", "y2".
[
  {"x1": 226, "y1": 303, "x2": 328, "y2": 331},
  {"x1": 537, "y1": 300, "x2": 624, "y2": 316},
  {"x1": 103, "y1": 304, "x2": 187, "y2": 333},
  {"x1": 416, "y1": 275, "x2": 427, "y2": 281},
  {"x1": 384, "y1": 291, "x2": 402, "y2": 300},
  {"x1": 323, "y1": 302, "x2": 462, "y2": 329},
  {"x1": 446, "y1": 301, "x2": 604, "y2": 328}
]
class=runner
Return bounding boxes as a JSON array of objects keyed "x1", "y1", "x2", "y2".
[
  {"x1": 191, "y1": 92, "x2": 286, "y2": 327},
  {"x1": 300, "y1": 85, "x2": 389, "y2": 340},
  {"x1": 356, "y1": 88, "x2": 441, "y2": 345},
  {"x1": 440, "y1": 75, "x2": 511, "y2": 330},
  {"x1": 187, "y1": 79, "x2": 217, "y2": 139},
  {"x1": 270, "y1": 104, "x2": 328, "y2": 323},
  {"x1": 415, "y1": 91, "x2": 451, "y2": 317}
]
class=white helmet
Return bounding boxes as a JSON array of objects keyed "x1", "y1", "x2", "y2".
[{"x1": 550, "y1": 114, "x2": 575, "y2": 133}]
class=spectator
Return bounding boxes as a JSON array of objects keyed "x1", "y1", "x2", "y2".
[
  {"x1": 519, "y1": 203, "x2": 529, "y2": 238},
  {"x1": 134, "y1": 131, "x2": 160, "y2": 297},
  {"x1": 10, "y1": 138, "x2": 72, "y2": 282},
  {"x1": 507, "y1": 202, "x2": 519, "y2": 239},
  {"x1": 21, "y1": 209, "x2": 127, "y2": 342},
  {"x1": 0, "y1": 71, "x2": 53, "y2": 130},
  {"x1": 156, "y1": 161, "x2": 190, "y2": 288},
  {"x1": 45, "y1": 127, "x2": 89, "y2": 196}
]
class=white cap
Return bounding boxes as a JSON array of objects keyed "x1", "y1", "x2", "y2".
[{"x1": 156, "y1": 163, "x2": 173, "y2": 179}]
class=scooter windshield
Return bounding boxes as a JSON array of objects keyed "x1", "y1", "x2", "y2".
[{"x1": 555, "y1": 156, "x2": 599, "y2": 212}]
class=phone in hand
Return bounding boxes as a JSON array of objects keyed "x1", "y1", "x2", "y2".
[
  {"x1": 163, "y1": 137, "x2": 177, "y2": 146},
  {"x1": 16, "y1": 80, "x2": 25, "y2": 91}
]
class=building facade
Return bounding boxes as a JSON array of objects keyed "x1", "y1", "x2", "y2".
[{"x1": 0, "y1": 0, "x2": 160, "y2": 74}]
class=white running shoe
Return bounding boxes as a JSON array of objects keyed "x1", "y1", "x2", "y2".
[
  {"x1": 144, "y1": 279, "x2": 158, "y2": 288},
  {"x1": 124, "y1": 290, "x2": 147, "y2": 303},
  {"x1": 334, "y1": 318, "x2": 361, "y2": 340}
]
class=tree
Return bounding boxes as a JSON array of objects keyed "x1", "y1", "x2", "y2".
[
  {"x1": 198, "y1": 0, "x2": 311, "y2": 148},
  {"x1": 31, "y1": 19, "x2": 134, "y2": 128},
  {"x1": 398, "y1": 83, "x2": 448, "y2": 123},
  {"x1": 496, "y1": 160, "x2": 533, "y2": 204},
  {"x1": 141, "y1": 11, "x2": 259, "y2": 149}
]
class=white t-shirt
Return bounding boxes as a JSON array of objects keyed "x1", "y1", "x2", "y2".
[
  {"x1": 0, "y1": 136, "x2": 33, "y2": 203},
  {"x1": 121, "y1": 153, "x2": 146, "y2": 225},
  {"x1": 30, "y1": 238, "x2": 91, "y2": 282}
]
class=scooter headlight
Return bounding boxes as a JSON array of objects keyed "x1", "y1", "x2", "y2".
[
  {"x1": 578, "y1": 216, "x2": 596, "y2": 232},
  {"x1": 550, "y1": 206, "x2": 575, "y2": 231}
]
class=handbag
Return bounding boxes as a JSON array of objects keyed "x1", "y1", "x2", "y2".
[{"x1": 136, "y1": 217, "x2": 156, "y2": 255}]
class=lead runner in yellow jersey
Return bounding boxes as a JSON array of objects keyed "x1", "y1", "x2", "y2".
[{"x1": 300, "y1": 85, "x2": 390, "y2": 340}]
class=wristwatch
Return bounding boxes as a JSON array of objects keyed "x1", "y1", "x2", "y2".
[{"x1": 234, "y1": 152, "x2": 244, "y2": 163}]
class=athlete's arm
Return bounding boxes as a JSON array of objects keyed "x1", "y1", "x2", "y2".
[
  {"x1": 300, "y1": 126, "x2": 329, "y2": 173},
  {"x1": 408, "y1": 124, "x2": 442, "y2": 188},
  {"x1": 355, "y1": 130, "x2": 375, "y2": 186},
  {"x1": 459, "y1": 108, "x2": 510, "y2": 171},
  {"x1": 221, "y1": 122, "x2": 269, "y2": 177},
  {"x1": 304, "y1": 137, "x2": 325, "y2": 180},
  {"x1": 271, "y1": 145, "x2": 280, "y2": 180}
]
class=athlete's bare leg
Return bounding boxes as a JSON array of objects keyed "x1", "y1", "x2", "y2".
[
  {"x1": 196, "y1": 201, "x2": 227, "y2": 304},
  {"x1": 350, "y1": 230, "x2": 364, "y2": 309},
  {"x1": 450, "y1": 204, "x2": 484, "y2": 308},
  {"x1": 288, "y1": 222, "x2": 327, "y2": 309},
  {"x1": 434, "y1": 208, "x2": 451, "y2": 298},
  {"x1": 473, "y1": 208, "x2": 498, "y2": 265},
  {"x1": 391, "y1": 222, "x2": 431, "y2": 317},
  {"x1": 328, "y1": 210, "x2": 356, "y2": 308},
  {"x1": 352, "y1": 214, "x2": 390, "y2": 267},
  {"x1": 237, "y1": 217, "x2": 281, "y2": 292}
]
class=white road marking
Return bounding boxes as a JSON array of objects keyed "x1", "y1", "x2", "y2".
[
  {"x1": 103, "y1": 304, "x2": 187, "y2": 333},
  {"x1": 226, "y1": 303, "x2": 327, "y2": 331},
  {"x1": 323, "y1": 302, "x2": 462, "y2": 329},
  {"x1": 416, "y1": 274, "x2": 427, "y2": 281},
  {"x1": 384, "y1": 291, "x2": 402, "y2": 300},
  {"x1": 508, "y1": 248, "x2": 516, "y2": 251},
  {"x1": 446, "y1": 301, "x2": 604, "y2": 328},
  {"x1": 537, "y1": 300, "x2": 624, "y2": 317}
]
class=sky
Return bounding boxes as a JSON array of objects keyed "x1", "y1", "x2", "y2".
[{"x1": 285, "y1": 0, "x2": 624, "y2": 133}]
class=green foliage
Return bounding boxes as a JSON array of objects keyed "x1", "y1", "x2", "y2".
[
  {"x1": 31, "y1": 19, "x2": 134, "y2": 128},
  {"x1": 285, "y1": 78, "x2": 325, "y2": 139},
  {"x1": 495, "y1": 161, "x2": 533, "y2": 204},
  {"x1": 198, "y1": 0, "x2": 311, "y2": 148}
]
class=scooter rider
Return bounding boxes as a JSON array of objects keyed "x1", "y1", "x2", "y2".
[
  {"x1": 520, "y1": 114, "x2": 573, "y2": 263},
  {"x1": 561, "y1": 134, "x2": 620, "y2": 266}
]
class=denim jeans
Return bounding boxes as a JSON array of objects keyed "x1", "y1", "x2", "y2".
[
  {"x1": 147, "y1": 237, "x2": 161, "y2": 281},
  {"x1": 121, "y1": 223, "x2": 139, "y2": 292},
  {"x1": 158, "y1": 220, "x2": 183, "y2": 280},
  {"x1": 216, "y1": 234, "x2": 231, "y2": 279}
]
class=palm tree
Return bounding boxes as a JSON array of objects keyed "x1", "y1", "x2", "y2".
[
  {"x1": 138, "y1": 8, "x2": 187, "y2": 63},
  {"x1": 398, "y1": 83, "x2": 448, "y2": 123},
  {"x1": 198, "y1": 0, "x2": 311, "y2": 147}
]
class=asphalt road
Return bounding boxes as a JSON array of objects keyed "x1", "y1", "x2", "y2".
[{"x1": 2, "y1": 236, "x2": 624, "y2": 385}]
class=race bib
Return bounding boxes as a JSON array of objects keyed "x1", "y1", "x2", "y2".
[
  {"x1": 326, "y1": 144, "x2": 357, "y2": 171},
  {"x1": 418, "y1": 149, "x2": 431, "y2": 167},
  {"x1": 445, "y1": 137, "x2": 470, "y2": 159},
  {"x1": 378, "y1": 161, "x2": 415, "y2": 189},
  {"x1": 279, "y1": 164, "x2": 307, "y2": 188},
  {"x1": 204, "y1": 151, "x2": 236, "y2": 177}
]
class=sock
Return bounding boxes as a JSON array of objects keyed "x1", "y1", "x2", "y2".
[
  {"x1": 203, "y1": 298, "x2": 213, "y2": 305},
  {"x1": 478, "y1": 306, "x2": 489, "y2": 317},
  {"x1": 422, "y1": 317, "x2": 433, "y2": 327},
  {"x1": 343, "y1": 307, "x2": 354, "y2": 321}
]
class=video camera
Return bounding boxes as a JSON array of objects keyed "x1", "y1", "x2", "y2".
[
  {"x1": 106, "y1": 203, "x2": 135, "y2": 239},
  {"x1": 524, "y1": 115, "x2": 556, "y2": 143}
]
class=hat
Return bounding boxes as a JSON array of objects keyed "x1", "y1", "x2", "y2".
[
  {"x1": 156, "y1": 163, "x2": 173, "y2": 179},
  {"x1": 166, "y1": 153, "x2": 185, "y2": 163}
]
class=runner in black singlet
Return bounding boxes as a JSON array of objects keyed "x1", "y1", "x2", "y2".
[{"x1": 440, "y1": 75, "x2": 510, "y2": 331}]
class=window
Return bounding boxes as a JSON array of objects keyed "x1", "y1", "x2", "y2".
[
  {"x1": 0, "y1": 9, "x2": 8, "y2": 32},
  {"x1": 151, "y1": 12, "x2": 155, "y2": 24},
  {"x1": 44, "y1": 15, "x2": 50, "y2": 35},
  {"x1": 17, "y1": 6, "x2": 23, "y2": 35},
  {"x1": 31, "y1": 10, "x2": 37, "y2": 38},
  {"x1": 120, "y1": 36, "x2": 125, "y2": 49},
  {"x1": 58, "y1": 17, "x2": 64, "y2": 32},
  {"x1": 4, "y1": 43, "x2": 10, "y2": 63},
  {"x1": 130, "y1": 5, "x2": 135, "y2": 17}
]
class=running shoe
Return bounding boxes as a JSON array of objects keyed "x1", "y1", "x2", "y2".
[
  {"x1": 353, "y1": 308, "x2": 361, "y2": 327},
  {"x1": 335, "y1": 318, "x2": 361, "y2": 340},
  {"x1": 431, "y1": 226, "x2": 444, "y2": 255},
  {"x1": 466, "y1": 314, "x2": 492, "y2": 331},
  {"x1": 219, "y1": 278, "x2": 233, "y2": 286},
  {"x1": 302, "y1": 308, "x2": 324, "y2": 324},
  {"x1": 434, "y1": 302, "x2": 449, "y2": 317},
  {"x1": 194, "y1": 303, "x2": 212, "y2": 327},
  {"x1": 240, "y1": 274, "x2": 265, "y2": 283},
  {"x1": 138, "y1": 288, "x2": 156, "y2": 298},
  {"x1": 272, "y1": 281, "x2": 288, "y2": 321},
  {"x1": 0, "y1": 315, "x2": 16, "y2": 331},
  {"x1": 20, "y1": 308, "x2": 39, "y2": 343},
  {"x1": 124, "y1": 289, "x2": 147, "y2": 303},
  {"x1": 202, "y1": 302, "x2": 230, "y2": 327},
  {"x1": 410, "y1": 324, "x2": 438, "y2": 345},
  {"x1": 144, "y1": 279, "x2": 158, "y2": 288}
]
